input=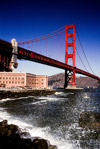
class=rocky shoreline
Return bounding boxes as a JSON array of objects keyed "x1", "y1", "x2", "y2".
[
  {"x1": 0, "y1": 120, "x2": 57, "y2": 149},
  {"x1": 0, "y1": 89, "x2": 57, "y2": 148},
  {"x1": 0, "y1": 89, "x2": 55, "y2": 100}
]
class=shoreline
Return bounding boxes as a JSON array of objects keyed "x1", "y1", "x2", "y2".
[
  {"x1": 0, "y1": 120, "x2": 57, "y2": 149},
  {"x1": 0, "y1": 89, "x2": 56, "y2": 100},
  {"x1": 0, "y1": 89, "x2": 58, "y2": 148},
  {"x1": 0, "y1": 89, "x2": 57, "y2": 148}
]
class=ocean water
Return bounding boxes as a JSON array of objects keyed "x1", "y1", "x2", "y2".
[{"x1": 0, "y1": 88, "x2": 100, "y2": 149}]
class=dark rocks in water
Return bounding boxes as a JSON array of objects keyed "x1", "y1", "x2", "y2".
[
  {"x1": 0, "y1": 89, "x2": 55, "y2": 100},
  {"x1": 0, "y1": 120, "x2": 7, "y2": 126},
  {"x1": 79, "y1": 111, "x2": 100, "y2": 129},
  {"x1": 20, "y1": 131, "x2": 31, "y2": 139},
  {"x1": 48, "y1": 145, "x2": 57, "y2": 149},
  {"x1": 33, "y1": 138, "x2": 48, "y2": 149},
  {"x1": 0, "y1": 120, "x2": 57, "y2": 149}
]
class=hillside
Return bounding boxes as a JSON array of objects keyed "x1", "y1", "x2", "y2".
[{"x1": 48, "y1": 73, "x2": 99, "y2": 88}]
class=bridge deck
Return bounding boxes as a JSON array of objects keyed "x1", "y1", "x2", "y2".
[
  {"x1": 0, "y1": 39, "x2": 99, "y2": 80},
  {"x1": 18, "y1": 46, "x2": 100, "y2": 81}
]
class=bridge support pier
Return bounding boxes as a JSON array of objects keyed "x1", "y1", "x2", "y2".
[
  {"x1": 98, "y1": 80, "x2": 100, "y2": 88},
  {"x1": 64, "y1": 69, "x2": 76, "y2": 89},
  {"x1": 64, "y1": 69, "x2": 68, "y2": 88},
  {"x1": 10, "y1": 39, "x2": 18, "y2": 72}
]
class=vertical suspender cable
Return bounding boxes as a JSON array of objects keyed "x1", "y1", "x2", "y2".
[{"x1": 75, "y1": 27, "x2": 96, "y2": 75}]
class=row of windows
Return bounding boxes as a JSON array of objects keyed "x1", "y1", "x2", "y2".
[
  {"x1": 0, "y1": 81, "x2": 24, "y2": 84},
  {"x1": 28, "y1": 79, "x2": 44, "y2": 82},
  {"x1": 0, "y1": 77, "x2": 44, "y2": 82},
  {"x1": 29, "y1": 82, "x2": 44, "y2": 85},
  {"x1": 28, "y1": 76, "x2": 44, "y2": 81},
  {"x1": 0, "y1": 77, "x2": 24, "y2": 80},
  {"x1": 28, "y1": 78, "x2": 44, "y2": 81},
  {"x1": 36, "y1": 79, "x2": 44, "y2": 81}
]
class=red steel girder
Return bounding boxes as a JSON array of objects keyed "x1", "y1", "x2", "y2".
[
  {"x1": 0, "y1": 38, "x2": 100, "y2": 81},
  {"x1": 18, "y1": 46, "x2": 100, "y2": 81}
]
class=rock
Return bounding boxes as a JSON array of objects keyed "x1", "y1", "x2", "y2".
[
  {"x1": 79, "y1": 111, "x2": 100, "y2": 129},
  {"x1": 0, "y1": 90, "x2": 55, "y2": 100},
  {"x1": 33, "y1": 138, "x2": 48, "y2": 149},
  {"x1": 0, "y1": 120, "x2": 58, "y2": 149},
  {"x1": 0, "y1": 124, "x2": 20, "y2": 140},
  {"x1": 0, "y1": 120, "x2": 7, "y2": 126},
  {"x1": 20, "y1": 131, "x2": 31, "y2": 139},
  {"x1": 48, "y1": 145, "x2": 58, "y2": 149}
]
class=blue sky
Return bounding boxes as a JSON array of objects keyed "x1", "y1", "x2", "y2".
[{"x1": 1, "y1": 0, "x2": 100, "y2": 76}]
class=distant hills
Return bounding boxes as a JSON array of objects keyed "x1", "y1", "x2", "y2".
[{"x1": 48, "y1": 73, "x2": 100, "y2": 88}]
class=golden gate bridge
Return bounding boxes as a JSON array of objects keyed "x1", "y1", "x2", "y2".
[{"x1": 0, "y1": 24, "x2": 100, "y2": 88}]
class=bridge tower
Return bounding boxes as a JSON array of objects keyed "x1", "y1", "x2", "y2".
[{"x1": 64, "y1": 24, "x2": 76, "y2": 89}]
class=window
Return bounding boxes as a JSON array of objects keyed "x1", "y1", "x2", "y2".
[
  {"x1": 9, "y1": 81, "x2": 11, "y2": 83},
  {"x1": 3, "y1": 77, "x2": 5, "y2": 79},
  {"x1": 15, "y1": 81, "x2": 17, "y2": 84},
  {"x1": 12, "y1": 81, "x2": 14, "y2": 83},
  {"x1": 12, "y1": 77, "x2": 14, "y2": 80},
  {"x1": 21, "y1": 81, "x2": 24, "y2": 84},
  {"x1": 6, "y1": 77, "x2": 8, "y2": 79}
]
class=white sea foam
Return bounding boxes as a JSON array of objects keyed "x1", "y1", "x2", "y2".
[
  {"x1": 37, "y1": 95, "x2": 65, "y2": 102},
  {"x1": 0, "y1": 92, "x2": 69, "y2": 104},
  {"x1": 0, "y1": 96, "x2": 34, "y2": 103},
  {"x1": 28, "y1": 127, "x2": 72, "y2": 149},
  {"x1": 83, "y1": 93, "x2": 90, "y2": 99},
  {"x1": 55, "y1": 92, "x2": 68, "y2": 96},
  {"x1": 55, "y1": 91, "x2": 74, "y2": 96},
  {"x1": 31, "y1": 99, "x2": 47, "y2": 105},
  {"x1": 0, "y1": 107, "x2": 72, "y2": 149},
  {"x1": 0, "y1": 98, "x2": 15, "y2": 103},
  {"x1": 0, "y1": 91, "x2": 76, "y2": 149}
]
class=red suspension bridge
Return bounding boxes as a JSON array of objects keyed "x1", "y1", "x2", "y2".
[{"x1": 0, "y1": 24, "x2": 100, "y2": 88}]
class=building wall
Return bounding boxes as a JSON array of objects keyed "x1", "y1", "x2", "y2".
[
  {"x1": 26, "y1": 73, "x2": 48, "y2": 88},
  {"x1": 0, "y1": 72, "x2": 26, "y2": 87},
  {"x1": 0, "y1": 72, "x2": 48, "y2": 88},
  {"x1": 26, "y1": 73, "x2": 36, "y2": 87}
]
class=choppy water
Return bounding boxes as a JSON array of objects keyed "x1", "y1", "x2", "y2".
[{"x1": 0, "y1": 88, "x2": 100, "y2": 149}]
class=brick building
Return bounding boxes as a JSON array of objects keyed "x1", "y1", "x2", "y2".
[{"x1": 0, "y1": 72, "x2": 48, "y2": 88}]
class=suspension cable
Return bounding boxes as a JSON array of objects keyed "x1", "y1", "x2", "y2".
[
  {"x1": 67, "y1": 28, "x2": 89, "y2": 72},
  {"x1": 75, "y1": 27, "x2": 96, "y2": 75},
  {"x1": 18, "y1": 26, "x2": 66, "y2": 45},
  {"x1": 76, "y1": 47, "x2": 89, "y2": 72}
]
